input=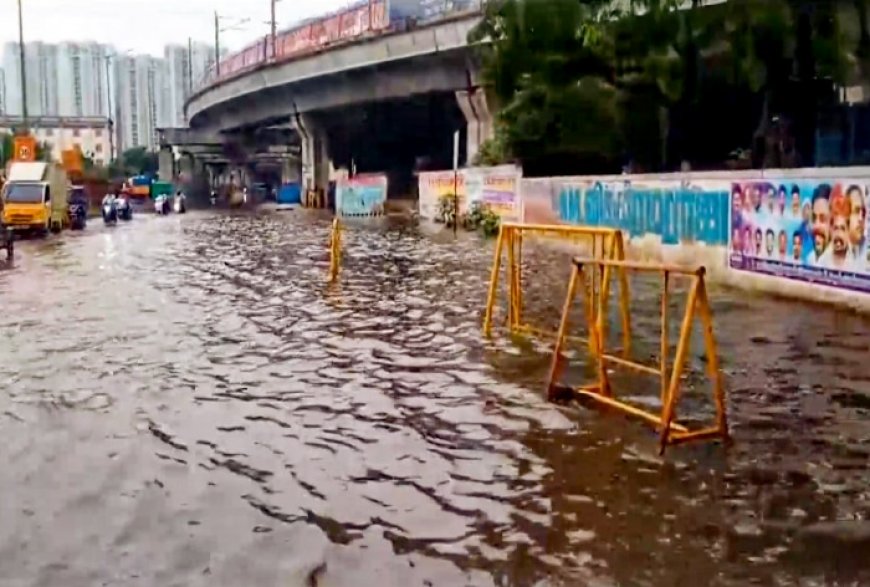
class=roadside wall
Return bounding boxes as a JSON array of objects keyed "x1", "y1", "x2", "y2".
[{"x1": 419, "y1": 166, "x2": 870, "y2": 311}]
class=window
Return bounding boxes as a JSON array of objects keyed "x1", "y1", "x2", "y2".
[
  {"x1": 95, "y1": 129, "x2": 102, "y2": 138},
  {"x1": 72, "y1": 129, "x2": 80, "y2": 138},
  {"x1": 95, "y1": 144, "x2": 103, "y2": 153},
  {"x1": 45, "y1": 128, "x2": 54, "y2": 137}
]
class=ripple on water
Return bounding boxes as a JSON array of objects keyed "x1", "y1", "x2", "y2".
[{"x1": 0, "y1": 211, "x2": 868, "y2": 586}]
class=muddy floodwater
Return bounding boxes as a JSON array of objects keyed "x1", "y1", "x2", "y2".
[{"x1": 1, "y1": 210, "x2": 869, "y2": 587}]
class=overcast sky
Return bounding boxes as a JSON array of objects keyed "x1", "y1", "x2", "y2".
[{"x1": 0, "y1": 0, "x2": 351, "y2": 56}]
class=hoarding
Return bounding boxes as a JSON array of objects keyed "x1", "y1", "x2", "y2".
[
  {"x1": 466, "y1": 165, "x2": 521, "y2": 221},
  {"x1": 336, "y1": 174, "x2": 388, "y2": 216},
  {"x1": 729, "y1": 180, "x2": 870, "y2": 292}
]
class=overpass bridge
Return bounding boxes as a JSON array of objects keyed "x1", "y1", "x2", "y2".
[{"x1": 161, "y1": 11, "x2": 492, "y2": 199}]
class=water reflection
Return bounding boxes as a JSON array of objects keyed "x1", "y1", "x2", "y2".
[{"x1": 0, "y1": 211, "x2": 867, "y2": 586}]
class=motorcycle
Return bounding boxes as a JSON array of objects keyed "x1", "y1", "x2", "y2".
[
  {"x1": 154, "y1": 195, "x2": 171, "y2": 215},
  {"x1": 68, "y1": 202, "x2": 87, "y2": 230},
  {"x1": 173, "y1": 193, "x2": 186, "y2": 214},
  {"x1": 116, "y1": 197, "x2": 133, "y2": 221},
  {"x1": 102, "y1": 199, "x2": 118, "y2": 225}
]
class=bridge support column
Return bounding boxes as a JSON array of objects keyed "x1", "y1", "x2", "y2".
[
  {"x1": 282, "y1": 156, "x2": 300, "y2": 184},
  {"x1": 456, "y1": 89, "x2": 493, "y2": 165},
  {"x1": 296, "y1": 114, "x2": 331, "y2": 197},
  {"x1": 158, "y1": 147, "x2": 175, "y2": 182}
]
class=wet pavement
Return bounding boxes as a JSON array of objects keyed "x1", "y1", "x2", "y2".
[{"x1": 0, "y1": 210, "x2": 868, "y2": 587}]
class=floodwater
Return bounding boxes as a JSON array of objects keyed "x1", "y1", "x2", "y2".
[{"x1": 0, "y1": 210, "x2": 868, "y2": 587}]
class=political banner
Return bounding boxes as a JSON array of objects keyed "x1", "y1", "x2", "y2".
[{"x1": 729, "y1": 180, "x2": 870, "y2": 292}]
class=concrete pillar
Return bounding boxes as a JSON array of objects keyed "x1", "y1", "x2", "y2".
[
  {"x1": 158, "y1": 147, "x2": 175, "y2": 182},
  {"x1": 178, "y1": 152, "x2": 195, "y2": 183},
  {"x1": 456, "y1": 89, "x2": 493, "y2": 165},
  {"x1": 294, "y1": 114, "x2": 331, "y2": 195},
  {"x1": 282, "y1": 156, "x2": 300, "y2": 184}
]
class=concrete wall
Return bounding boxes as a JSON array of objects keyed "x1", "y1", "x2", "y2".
[
  {"x1": 418, "y1": 165, "x2": 870, "y2": 311},
  {"x1": 519, "y1": 168, "x2": 870, "y2": 312}
]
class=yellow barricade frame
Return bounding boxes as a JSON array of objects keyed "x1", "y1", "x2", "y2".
[
  {"x1": 328, "y1": 218, "x2": 341, "y2": 282},
  {"x1": 546, "y1": 257, "x2": 730, "y2": 454},
  {"x1": 483, "y1": 222, "x2": 632, "y2": 350}
]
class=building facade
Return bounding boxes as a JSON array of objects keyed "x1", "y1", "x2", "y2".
[
  {"x1": 114, "y1": 54, "x2": 171, "y2": 151},
  {"x1": 57, "y1": 42, "x2": 112, "y2": 118},
  {"x1": 0, "y1": 115, "x2": 112, "y2": 166},
  {"x1": 165, "y1": 42, "x2": 215, "y2": 127},
  {"x1": 2, "y1": 41, "x2": 215, "y2": 154},
  {"x1": 0, "y1": 68, "x2": 6, "y2": 115}
]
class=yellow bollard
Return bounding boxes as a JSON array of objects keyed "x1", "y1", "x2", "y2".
[
  {"x1": 546, "y1": 257, "x2": 730, "y2": 454},
  {"x1": 328, "y1": 217, "x2": 341, "y2": 282}
]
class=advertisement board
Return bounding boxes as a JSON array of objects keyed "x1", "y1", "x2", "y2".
[
  {"x1": 466, "y1": 165, "x2": 521, "y2": 221},
  {"x1": 418, "y1": 165, "x2": 521, "y2": 222},
  {"x1": 336, "y1": 174, "x2": 388, "y2": 216},
  {"x1": 418, "y1": 170, "x2": 465, "y2": 221},
  {"x1": 729, "y1": 180, "x2": 870, "y2": 292}
]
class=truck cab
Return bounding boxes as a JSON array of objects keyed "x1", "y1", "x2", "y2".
[{"x1": 1, "y1": 162, "x2": 69, "y2": 234}]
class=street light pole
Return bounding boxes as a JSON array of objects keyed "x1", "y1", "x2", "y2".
[
  {"x1": 214, "y1": 11, "x2": 221, "y2": 76},
  {"x1": 271, "y1": 0, "x2": 277, "y2": 52},
  {"x1": 187, "y1": 37, "x2": 193, "y2": 95},
  {"x1": 105, "y1": 55, "x2": 115, "y2": 163},
  {"x1": 17, "y1": 0, "x2": 28, "y2": 131}
]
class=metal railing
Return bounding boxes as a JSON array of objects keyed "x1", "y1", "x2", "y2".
[{"x1": 192, "y1": 0, "x2": 483, "y2": 94}]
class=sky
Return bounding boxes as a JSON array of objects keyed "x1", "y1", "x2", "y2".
[{"x1": 0, "y1": 0, "x2": 351, "y2": 56}]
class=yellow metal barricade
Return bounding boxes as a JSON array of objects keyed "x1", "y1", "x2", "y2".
[
  {"x1": 483, "y1": 222, "x2": 632, "y2": 351},
  {"x1": 546, "y1": 257, "x2": 729, "y2": 454},
  {"x1": 328, "y1": 218, "x2": 341, "y2": 282}
]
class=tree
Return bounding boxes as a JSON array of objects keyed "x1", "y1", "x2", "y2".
[
  {"x1": 0, "y1": 133, "x2": 12, "y2": 169},
  {"x1": 471, "y1": 0, "x2": 851, "y2": 174},
  {"x1": 121, "y1": 147, "x2": 158, "y2": 176}
]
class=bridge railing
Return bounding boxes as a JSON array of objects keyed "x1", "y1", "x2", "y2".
[{"x1": 193, "y1": 0, "x2": 483, "y2": 95}]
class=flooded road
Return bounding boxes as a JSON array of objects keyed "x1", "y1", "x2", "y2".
[{"x1": 1, "y1": 210, "x2": 868, "y2": 587}]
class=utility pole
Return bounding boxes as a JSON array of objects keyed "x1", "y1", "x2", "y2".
[
  {"x1": 270, "y1": 0, "x2": 277, "y2": 52},
  {"x1": 105, "y1": 55, "x2": 115, "y2": 163},
  {"x1": 187, "y1": 37, "x2": 193, "y2": 95},
  {"x1": 17, "y1": 0, "x2": 28, "y2": 131},
  {"x1": 214, "y1": 11, "x2": 221, "y2": 76}
]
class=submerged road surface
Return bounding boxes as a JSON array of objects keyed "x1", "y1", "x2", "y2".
[{"x1": 0, "y1": 211, "x2": 868, "y2": 586}]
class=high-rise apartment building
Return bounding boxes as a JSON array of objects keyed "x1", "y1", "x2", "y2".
[
  {"x1": 57, "y1": 42, "x2": 112, "y2": 117},
  {"x1": 115, "y1": 54, "x2": 171, "y2": 151},
  {"x1": 2, "y1": 41, "x2": 59, "y2": 117},
  {"x1": 164, "y1": 42, "x2": 215, "y2": 127},
  {"x1": 2, "y1": 41, "x2": 214, "y2": 153},
  {"x1": 0, "y1": 68, "x2": 6, "y2": 115}
]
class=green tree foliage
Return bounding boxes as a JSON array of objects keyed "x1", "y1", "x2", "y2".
[
  {"x1": 471, "y1": 0, "x2": 853, "y2": 174},
  {"x1": 121, "y1": 147, "x2": 159, "y2": 175},
  {"x1": 0, "y1": 133, "x2": 12, "y2": 169}
]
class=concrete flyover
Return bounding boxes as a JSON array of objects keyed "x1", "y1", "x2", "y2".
[
  {"x1": 184, "y1": 13, "x2": 486, "y2": 131},
  {"x1": 178, "y1": 12, "x2": 493, "y2": 199}
]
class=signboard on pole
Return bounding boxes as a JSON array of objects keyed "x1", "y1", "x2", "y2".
[{"x1": 13, "y1": 135, "x2": 36, "y2": 162}]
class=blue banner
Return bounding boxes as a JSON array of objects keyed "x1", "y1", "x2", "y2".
[
  {"x1": 336, "y1": 175, "x2": 387, "y2": 216},
  {"x1": 556, "y1": 180, "x2": 730, "y2": 246}
]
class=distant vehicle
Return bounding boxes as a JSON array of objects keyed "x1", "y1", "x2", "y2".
[
  {"x1": 116, "y1": 196, "x2": 133, "y2": 221},
  {"x1": 1, "y1": 161, "x2": 70, "y2": 235},
  {"x1": 173, "y1": 191, "x2": 187, "y2": 213},
  {"x1": 67, "y1": 186, "x2": 88, "y2": 230},
  {"x1": 153, "y1": 194, "x2": 171, "y2": 215},
  {"x1": 102, "y1": 196, "x2": 118, "y2": 225}
]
